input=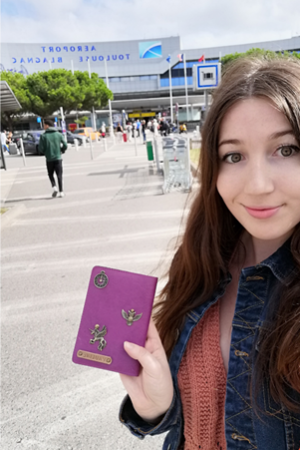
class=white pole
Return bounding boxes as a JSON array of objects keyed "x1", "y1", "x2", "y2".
[
  {"x1": 169, "y1": 60, "x2": 174, "y2": 124},
  {"x1": 60, "y1": 107, "x2": 67, "y2": 141},
  {"x1": 19, "y1": 138, "x2": 26, "y2": 167},
  {"x1": 134, "y1": 125, "x2": 138, "y2": 156},
  {"x1": 183, "y1": 54, "x2": 189, "y2": 122},
  {"x1": 87, "y1": 58, "x2": 97, "y2": 130},
  {"x1": 89, "y1": 132, "x2": 94, "y2": 160},
  {"x1": 74, "y1": 138, "x2": 79, "y2": 152},
  {"x1": 104, "y1": 58, "x2": 115, "y2": 144},
  {"x1": 71, "y1": 60, "x2": 74, "y2": 75},
  {"x1": 87, "y1": 58, "x2": 91, "y2": 78}
]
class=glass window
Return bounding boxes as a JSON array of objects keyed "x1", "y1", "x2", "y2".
[
  {"x1": 139, "y1": 75, "x2": 150, "y2": 81},
  {"x1": 121, "y1": 77, "x2": 130, "y2": 82},
  {"x1": 149, "y1": 75, "x2": 157, "y2": 80},
  {"x1": 73, "y1": 129, "x2": 84, "y2": 134},
  {"x1": 109, "y1": 77, "x2": 121, "y2": 82}
]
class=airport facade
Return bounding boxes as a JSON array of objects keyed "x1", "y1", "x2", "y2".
[{"x1": 1, "y1": 35, "x2": 300, "y2": 129}]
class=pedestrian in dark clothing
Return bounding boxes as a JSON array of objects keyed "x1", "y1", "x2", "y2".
[
  {"x1": 141, "y1": 120, "x2": 146, "y2": 143},
  {"x1": 39, "y1": 119, "x2": 68, "y2": 198}
]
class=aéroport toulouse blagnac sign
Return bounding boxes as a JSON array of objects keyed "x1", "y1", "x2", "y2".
[{"x1": 0, "y1": 38, "x2": 178, "y2": 75}]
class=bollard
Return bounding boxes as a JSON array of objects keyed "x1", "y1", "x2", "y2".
[
  {"x1": 19, "y1": 138, "x2": 26, "y2": 167},
  {"x1": 153, "y1": 135, "x2": 160, "y2": 173},
  {"x1": 89, "y1": 133, "x2": 94, "y2": 160},
  {"x1": 74, "y1": 138, "x2": 79, "y2": 152},
  {"x1": 82, "y1": 136, "x2": 87, "y2": 148},
  {"x1": 104, "y1": 136, "x2": 107, "y2": 152},
  {"x1": 133, "y1": 126, "x2": 138, "y2": 156}
]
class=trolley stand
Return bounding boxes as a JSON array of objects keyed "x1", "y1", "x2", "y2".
[{"x1": 162, "y1": 136, "x2": 192, "y2": 194}]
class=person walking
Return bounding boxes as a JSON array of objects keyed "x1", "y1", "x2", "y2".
[
  {"x1": 1, "y1": 129, "x2": 9, "y2": 153},
  {"x1": 136, "y1": 119, "x2": 141, "y2": 137},
  {"x1": 39, "y1": 119, "x2": 67, "y2": 198},
  {"x1": 141, "y1": 120, "x2": 146, "y2": 143},
  {"x1": 119, "y1": 56, "x2": 300, "y2": 449}
]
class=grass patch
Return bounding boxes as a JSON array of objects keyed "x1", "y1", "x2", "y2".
[{"x1": 190, "y1": 147, "x2": 200, "y2": 166}]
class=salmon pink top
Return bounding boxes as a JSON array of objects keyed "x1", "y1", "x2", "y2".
[{"x1": 177, "y1": 299, "x2": 227, "y2": 450}]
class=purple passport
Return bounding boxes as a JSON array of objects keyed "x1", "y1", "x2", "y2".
[{"x1": 72, "y1": 266, "x2": 158, "y2": 376}]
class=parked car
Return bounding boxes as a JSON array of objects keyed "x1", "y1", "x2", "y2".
[
  {"x1": 56, "y1": 128, "x2": 83, "y2": 145},
  {"x1": 22, "y1": 130, "x2": 45, "y2": 155},
  {"x1": 12, "y1": 130, "x2": 30, "y2": 149},
  {"x1": 72, "y1": 127, "x2": 100, "y2": 142}
]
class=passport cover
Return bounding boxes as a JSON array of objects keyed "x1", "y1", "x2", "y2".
[{"x1": 72, "y1": 266, "x2": 158, "y2": 376}]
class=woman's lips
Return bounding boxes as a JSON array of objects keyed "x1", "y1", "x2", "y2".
[{"x1": 244, "y1": 206, "x2": 281, "y2": 219}]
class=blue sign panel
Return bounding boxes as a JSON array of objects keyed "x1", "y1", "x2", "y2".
[
  {"x1": 195, "y1": 63, "x2": 221, "y2": 90},
  {"x1": 139, "y1": 41, "x2": 162, "y2": 59},
  {"x1": 37, "y1": 117, "x2": 41, "y2": 123}
]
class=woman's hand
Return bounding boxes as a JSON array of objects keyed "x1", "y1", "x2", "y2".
[{"x1": 120, "y1": 319, "x2": 174, "y2": 423}]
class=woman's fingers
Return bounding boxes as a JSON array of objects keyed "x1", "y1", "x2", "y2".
[{"x1": 123, "y1": 341, "x2": 159, "y2": 373}]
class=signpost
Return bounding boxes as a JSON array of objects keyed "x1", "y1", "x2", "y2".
[
  {"x1": 37, "y1": 116, "x2": 42, "y2": 129},
  {"x1": 193, "y1": 63, "x2": 221, "y2": 119}
]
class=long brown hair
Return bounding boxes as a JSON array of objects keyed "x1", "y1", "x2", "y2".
[{"x1": 153, "y1": 56, "x2": 300, "y2": 412}]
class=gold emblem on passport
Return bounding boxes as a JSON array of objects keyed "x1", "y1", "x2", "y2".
[
  {"x1": 77, "y1": 350, "x2": 112, "y2": 365},
  {"x1": 94, "y1": 271, "x2": 108, "y2": 289},
  {"x1": 90, "y1": 324, "x2": 107, "y2": 351},
  {"x1": 122, "y1": 309, "x2": 142, "y2": 326}
]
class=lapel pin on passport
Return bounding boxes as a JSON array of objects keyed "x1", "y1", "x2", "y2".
[
  {"x1": 94, "y1": 271, "x2": 108, "y2": 289},
  {"x1": 89, "y1": 324, "x2": 107, "y2": 351},
  {"x1": 122, "y1": 309, "x2": 143, "y2": 326}
]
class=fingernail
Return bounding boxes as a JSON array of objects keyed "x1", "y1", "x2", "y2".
[{"x1": 124, "y1": 341, "x2": 134, "y2": 350}]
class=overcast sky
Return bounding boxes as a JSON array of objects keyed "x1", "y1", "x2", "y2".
[{"x1": 1, "y1": 0, "x2": 300, "y2": 49}]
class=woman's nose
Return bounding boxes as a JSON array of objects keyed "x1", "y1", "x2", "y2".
[{"x1": 243, "y1": 162, "x2": 275, "y2": 196}]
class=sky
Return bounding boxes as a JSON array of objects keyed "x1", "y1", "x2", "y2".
[{"x1": 1, "y1": 0, "x2": 300, "y2": 49}]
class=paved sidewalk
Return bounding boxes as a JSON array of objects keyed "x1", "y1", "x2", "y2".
[{"x1": 1, "y1": 138, "x2": 194, "y2": 450}]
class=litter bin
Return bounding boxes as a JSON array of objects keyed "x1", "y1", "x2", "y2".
[
  {"x1": 146, "y1": 140, "x2": 154, "y2": 161},
  {"x1": 123, "y1": 133, "x2": 127, "y2": 143}
]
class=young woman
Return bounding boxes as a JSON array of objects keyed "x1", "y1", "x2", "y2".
[{"x1": 119, "y1": 56, "x2": 300, "y2": 450}]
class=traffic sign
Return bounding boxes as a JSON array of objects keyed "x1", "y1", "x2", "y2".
[
  {"x1": 193, "y1": 63, "x2": 221, "y2": 90},
  {"x1": 37, "y1": 117, "x2": 41, "y2": 123}
]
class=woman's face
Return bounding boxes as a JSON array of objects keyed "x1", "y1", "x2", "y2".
[{"x1": 216, "y1": 97, "x2": 300, "y2": 243}]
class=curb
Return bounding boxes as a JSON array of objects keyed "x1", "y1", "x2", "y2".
[{"x1": 1, "y1": 203, "x2": 26, "y2": 229}]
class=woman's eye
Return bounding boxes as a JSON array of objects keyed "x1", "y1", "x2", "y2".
[
  {"x1": 222, "y1": 153, "x2": 242, "y2": 164},
  {"x1": 278, "y1": 145, "x2": 300, "y2": 157}
]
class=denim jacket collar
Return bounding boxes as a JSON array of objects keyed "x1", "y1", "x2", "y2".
[{"x1": 254, "y1": 237, "x2": 295, "y2": 285}]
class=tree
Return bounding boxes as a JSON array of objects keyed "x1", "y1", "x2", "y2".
[
  {"x1": 25, "y1": 69, "x2": 85, "y2": 119},
  {"x1": 73, "y1": 71, "x2": 113, "y2": 111},
  {"x1": 0, "y1": 71, "x2": 31, "y2": 130},
  {"x1": 221, "y1": 48, "x2": 300, "y2": 69},
  {"x1": 74, "y1": 116, "x2": 89, "y2": 126}
]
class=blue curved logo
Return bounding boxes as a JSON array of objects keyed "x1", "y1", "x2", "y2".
[{"x1": 139, "y1": 41, "x2": 162, "y2": 59}]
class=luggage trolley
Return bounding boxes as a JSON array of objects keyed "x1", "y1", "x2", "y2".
[{"x1": 162, "y1": 136, "x2": 192, "y2": 194}]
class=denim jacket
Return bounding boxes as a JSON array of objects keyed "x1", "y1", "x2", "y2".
[{"x1": 119, "y1": 240, "x2": 300, "y2": 450}]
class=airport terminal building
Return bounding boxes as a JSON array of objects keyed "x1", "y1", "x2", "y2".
[{"x1": 1, "y1": 35, "x2": 300, "y2": 128}]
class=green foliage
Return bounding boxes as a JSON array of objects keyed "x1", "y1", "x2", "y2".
[
  {"x1": 73, "y1": 71, "x2": 113, "y2": 111},
  {"x1": 0, "y1": 69, "x2": 114, "y2": 127},
  {"x1": 0, "y1": 71, "x2": 31, "y2": 128},
  {"x1": 74, "y1": 116, "x2": 89, "y2": 125},
  {"x1": 0, "y1": 71, "x2": 31, "y2": 111},
  {"x1": 221, "y1": 48, "x2": 300, "y2": 69},
  {"x1": 25, "y1": 69, "x2": 85, "y2": 117}
]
